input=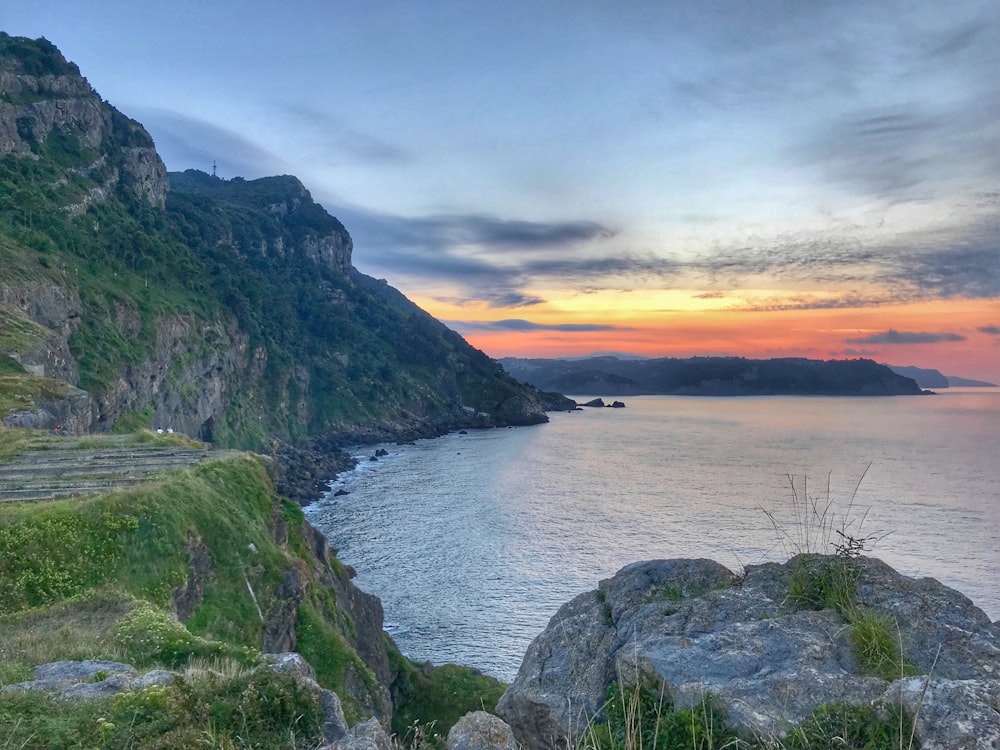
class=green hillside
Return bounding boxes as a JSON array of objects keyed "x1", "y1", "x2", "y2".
[
  {"x1": 0, "y1": 443, "x2": 503, "y2": 747},
  {"x1": 0, "y1": 31, "x2": 547, "y2": 453},
  {"x1": 0, "y1": 32, "x2": 517, "y2": 748}
]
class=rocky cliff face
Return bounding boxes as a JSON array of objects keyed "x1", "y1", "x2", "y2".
[
  {"x1": 0, "y1": 34, "x2": 548, "y2": 451},
  {"x1": 498, "y1": 556, "x2": 1000, "y2": 750},
  {"x1": 0, "y1": 281, "x2": 80, "y2": 383},
  {"x1": 0, "y1": 35, "x2": 168, "y2": 208}
]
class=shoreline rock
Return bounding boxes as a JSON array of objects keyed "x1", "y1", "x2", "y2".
[{"x1": 496, "y1": 555, "x2": 1000, "y2": 750}]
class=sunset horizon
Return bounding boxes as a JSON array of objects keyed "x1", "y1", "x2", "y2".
[{"x1": 7, "y1": 1, "x2": 999, "y2": 382}]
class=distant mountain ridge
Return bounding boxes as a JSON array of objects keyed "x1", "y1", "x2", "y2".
[{"x1": 501, "y1": 356, "x2": 926, "y2": 396}]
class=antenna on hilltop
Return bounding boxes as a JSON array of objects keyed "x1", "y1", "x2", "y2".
[{"x1": 212, "y1": 160, "x2": 218, "y2": 178}]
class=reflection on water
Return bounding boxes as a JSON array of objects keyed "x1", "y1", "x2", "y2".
[{"x1": 305, "y1": 390, "x2": 1000, "y2": 681}]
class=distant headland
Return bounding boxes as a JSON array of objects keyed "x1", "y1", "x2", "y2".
[{"x1": 501, "y1": 355, "x2": 930, "y2": 397}]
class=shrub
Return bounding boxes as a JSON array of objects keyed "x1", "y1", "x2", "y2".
[
  {"x1": 581, "y1": 681, "x2": 743, "y2": 750},
  {"x1": 782, "y1": 701, "x2": 916, "y2": 749}
]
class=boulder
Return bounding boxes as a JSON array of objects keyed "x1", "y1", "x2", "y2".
[
  {"x1": 885, "y1": 676, "x2": 1000, "y2": 749},
  {"x1": 262, "y1": 652, "x2": 349, "y2": 744},
  {"x1": 446, "y1": 711, "x2": 519, "y2": 750},
  {"x1": 129, "y1": 669, "x2": 177, "y2": 689},
  {"x1": 329, "y1": 717, "x2": 392, "y2": 750},
  {"x1": 1, "y1": 660, "x2": 139, "y2": 700},
  {"x1": 497, "y1": 556, "x2": 1000, "y2": 750},
  {"x1": 580, "y1": 398, "x2": 605, "y2": 408}
]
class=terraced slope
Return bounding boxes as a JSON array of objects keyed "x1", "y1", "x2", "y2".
[{"x1": 0, "y1": 438, "x2": 216, "y2": 501}]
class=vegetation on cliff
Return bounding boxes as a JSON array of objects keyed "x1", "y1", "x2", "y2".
[
  {"x1": 0, "y1": 436, "x2": 504, "y2": 747},
  {"x1": 0, "y1": 33, "x2": 548, "y2": 451}
]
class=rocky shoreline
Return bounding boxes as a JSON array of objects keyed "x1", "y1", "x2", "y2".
[{"x1": 268, "y1": 390, "x2": 578, "y2": 505}]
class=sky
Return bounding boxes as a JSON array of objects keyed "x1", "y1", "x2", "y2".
[{"x1": 5, "y1": 1, "x2": 1000, "y2": 381}]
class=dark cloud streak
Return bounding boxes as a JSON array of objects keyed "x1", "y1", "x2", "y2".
[
  {"x1": 845, "y1": 330, "x2": 967, "y2": 345},
  {"x1": 445, "y1": 319, "x2": 632, "y2": 333}
]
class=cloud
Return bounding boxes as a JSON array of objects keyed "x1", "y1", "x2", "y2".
[
  {"x1": 132, "y1": 108, "x2": 286, "y2": 178},
  {"x1": 840, "y1": 348, "x2": 879, "y2": 357},
  {"x1": 688, "y1": 198, "x2": 1000, "y2": 307},
  {"x1": 331, "y1": 205, "x2": 681, "y2": 308},
  {"x1": 280, "y1": 105, "x2": 414, "y2": 166},
  {"x1": 444, "y1": 319, "x2": 633, "y2": 333},
  {"x1": 979, "y1": 324, "x2": 1000, "y2": 335},
  {"x1": 845, "y1": 329, "x2": 967, "y2": 345}
]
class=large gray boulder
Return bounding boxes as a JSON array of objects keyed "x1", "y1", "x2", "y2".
[
  {"x1": 446, "y1": 711, "x2": 520, "y2": 750},
  {"x1": 497, "y1": 556, "x2": 1000, "y2": 750},
  {"x1": 329, "y1": 717, "x2": 392, "y2": 750},
  {"x1": 1, "y1": 660, "x2": 138, "y2": 698}
]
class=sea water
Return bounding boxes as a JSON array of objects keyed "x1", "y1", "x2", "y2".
[{"x1": 304, "y1": 389, "x2": 1000, "y2": 681}]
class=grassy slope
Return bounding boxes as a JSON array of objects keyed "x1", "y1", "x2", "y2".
[
  {"x1": 0, "y1": 439, "x2": 504, "y2": 746},
  {"x1": 0, "y1": 454, "x2": 373, "y2": 707}
]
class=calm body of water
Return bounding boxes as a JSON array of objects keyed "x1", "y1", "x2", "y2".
[{"x1": 304, "y1": 389, "x2": 1000, "y2": 682}]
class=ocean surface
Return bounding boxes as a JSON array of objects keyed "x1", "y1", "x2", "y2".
[{"x1": 304, "y1": 389, "x2": 1000, "y2": 682}]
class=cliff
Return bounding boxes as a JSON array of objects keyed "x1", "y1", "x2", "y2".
[
  {"x1": 501, "y1": 355, "x2": 926, "y2": 396},
  {"x1": 0, "y1": 33, "x2": 548, "y2": 459},
  {"x1": 0, "y1": 445, "x2": 503, "y2": 747}
]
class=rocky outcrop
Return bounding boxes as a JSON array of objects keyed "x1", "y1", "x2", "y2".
[
  {"x1": 3, "y1": 654, "x2": 354, "y2": 746},
  {"x1": 301, "y1": 231, "x2": 353, "y2": 276},
  {"x1": 90, "y1": 315, "x2": 248, "y2": 438},
  {"x1": 300, "y1": 521, "x2": 393, "y2": 688},
  {"x1": 497, "y1": 556, "x2": 1000, "y2": 750},
  {"x1": 0, "y1": 36, "x2": 168, "y2": 208},
  {"x1": 329, "y1": 717, "x2": 393, "y2": 750},
  {"x1": 0, "y1": 287, "x2": 81, "y2": 383},
  {"x1": 170, "y1": 532, "x2": 214, "y2": 622},
  {"x1": 1, "y1": 383, "x2": 91, "y2": 433},
  {"x1": 446, "y1": 711, "x2": 520, "y2": 750},
  {"x1": 265, "y1": 652, "x2": 351, "y2": 745},
  {"x1": 263, "y1": 566, "x2": 309, "y2": 653}
]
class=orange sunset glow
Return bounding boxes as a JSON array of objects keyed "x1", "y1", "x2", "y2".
[
  {"x1": 420, "y1": 294, "x2": 1000, "y2": 383},
  {"x1": 17, "y1": 3, "x2": 999, "y2": 385}
]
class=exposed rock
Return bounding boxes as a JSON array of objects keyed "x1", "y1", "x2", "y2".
[
  {"x1": 489, "y1": 391, "x2": 549, "y2": 426},
  {"x1": 262, "y1": 651, "x2": 317, "y2": 680},
  {"x1": 581, "y1": 398, "x2": 605, "y2": 408},
  {"x1": 34, "y1": 659, "x2": 137, "y2": 683},
  {"x1": 263, "y1": 566, "x2": 309, "y2": 653},
  {"x1": 2, "y1": 660, "x2": 138, "y2": 699},
  {"x1": 0, "y1": 42, "x2": 168, "y2": 208},
  {"x1": 317, "y1": 686, "x2": 351, "y2": 744},
  {"x1": 263, "y1": 653, "x2": 349, "y2": 744},
  {"x1": 497, "y1": 556, "x2": 1000, "y2": 750},
  {"x1": 610, "y1": 401, "x2": 625, "y2": 408},
  {"x1": 885, "y1": 676, "x2": 1000, "y2": 749},
  {"x1": 1, "y1": 384, "x2": 91, "y2": 434},
  {"x1": 170, "y1": 532, "x2": 213, "y2": 622},
  {"x1": 533, "y1": 391, "x2": 577, "y2": 412},
  {"x1": 58, "y1": 673, "x2": 133, "y2": 700},
  {"x1": 329, "y1": 717, "x2": 392, "y2": 750},
  {"x1": 4, "y1": 654, "x2": 351, "y2": 745},
  {"x1": 89, "y1": 314, "x2": 249, "y2": 439},
  {"x1": 495, "y1": 589, "x2": 618, "y2": 749},
  {"x1": 129, "y1": 669, "x2": 177, "y2": 689},
  {"x1": 447, "y1": 711, "x2": 520, "y2": 750},
  {"x1": 268, "y1": 437, "x2": 356, "y2": 506},
  {"x1": 299, "y1": 521, "x2": 393, "y2": 721},
  {"x1": 0, "y1": 286, "x2": 81, "y2": 383}
]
